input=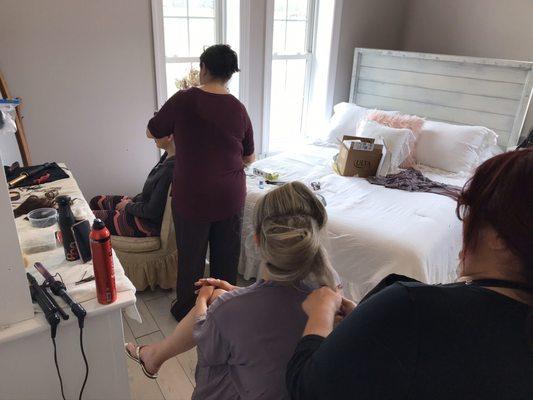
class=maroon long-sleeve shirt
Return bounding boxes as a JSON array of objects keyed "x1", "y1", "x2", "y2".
[{"x1": 148, "y1": 87, "x2": 254, "y2": 222}]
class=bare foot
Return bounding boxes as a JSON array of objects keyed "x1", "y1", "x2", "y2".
[{"x1": 126, "y1": 342, "x2": 161, "y2": 376}]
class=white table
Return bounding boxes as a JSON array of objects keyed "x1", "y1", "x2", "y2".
[{"x1": 0, "y1": 165, "x2": 137, "y2": 400}]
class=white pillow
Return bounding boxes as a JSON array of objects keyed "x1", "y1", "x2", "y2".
[
  {"x1": 416, "y1": 120, "x2": 499, "y2": 173},
  {"x1": 325, "y1": 103, "x2": 372, "y2": 144},
  {"x1": 357, "y1": 120, "x2": 415, "y2": 173}
]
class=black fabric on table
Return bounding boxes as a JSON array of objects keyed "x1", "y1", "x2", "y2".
[
  {"x1": 4, "y1": 162, "x2": 69, "y2": 188},
  {"x1": 286, "y1": 275, "x2": 533, "y2": 400}
]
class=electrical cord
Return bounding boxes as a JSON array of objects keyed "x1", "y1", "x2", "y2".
[
  {"x1": 52, "y1": 336, "x2": 67, "y2": 400},
  {"x1": 31, "y1": 265, "x2": 90, "y2": 400},
  {"x1": 79, "y1": 326, "x2": 89, "y2": 400}
]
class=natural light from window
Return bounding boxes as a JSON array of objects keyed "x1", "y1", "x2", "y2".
[
  {"x1": 268, "y1": 0, "x2": 315, "y2": 153},
  {"x1": 162, "y1": 0, "x2": 240, "y2": 100}
]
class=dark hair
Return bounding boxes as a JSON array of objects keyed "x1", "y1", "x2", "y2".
[
  {"x1": 199, "y1": 44, "x2": 239, "y2": 82},
  {"x1": 456, "y1": 149, "x2": 533, "y2": 344}
]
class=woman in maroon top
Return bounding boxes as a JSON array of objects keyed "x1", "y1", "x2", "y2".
[{"x1": 147, "y1": 44, "x2": 255, "y2": 321}]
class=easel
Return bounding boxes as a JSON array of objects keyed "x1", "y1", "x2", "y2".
[{"x1": 0, "y1": 70, "x2": 31, "y2": 166}]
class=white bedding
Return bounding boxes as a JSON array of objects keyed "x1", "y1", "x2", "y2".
[{"x1": 239, "y1": 144, "x2": 466, "y2": 301}]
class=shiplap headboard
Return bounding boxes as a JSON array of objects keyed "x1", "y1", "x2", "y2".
[{"x1": 349, "y1": 48, "x2": 533, "y2": 148}]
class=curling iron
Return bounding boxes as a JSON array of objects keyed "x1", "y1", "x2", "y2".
[
  {"x1": 27, "y1": 273, "x2": 61, "y2": 338},
  {"x1": 8, "y1": 162, "x2": 51, "y2": 188},
  {"x1": 43, "y1": 287, "x2": 70, "y2": 321},
  {"x1": 34, "y1": 262, "x2": 87, "y2": 328}
]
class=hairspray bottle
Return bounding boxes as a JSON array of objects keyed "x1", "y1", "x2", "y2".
[{"x1": 89, "y1": 219, "x2": 117, "y2": 304}]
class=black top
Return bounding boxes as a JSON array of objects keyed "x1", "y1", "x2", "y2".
[
  {"x1": 286, "y1": 281, "x2": 533, "y2": 400},
  {"x1": 125, "y1": 152, "x2": 174, "y2": 227}
]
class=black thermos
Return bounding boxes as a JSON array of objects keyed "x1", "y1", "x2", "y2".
[{"x1": 56, "y1": 195, "x2": 80, "y2": 261}]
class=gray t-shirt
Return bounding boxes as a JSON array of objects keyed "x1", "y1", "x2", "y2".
[{"x1": 192, "y1": 280, "x2": 312, "y2": 399}]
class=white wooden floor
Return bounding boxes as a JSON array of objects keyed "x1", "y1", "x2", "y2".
[{"x1": 123, "y1": 275, "x2": 253, "y2": 400}]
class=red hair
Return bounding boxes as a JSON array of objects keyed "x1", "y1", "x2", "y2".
[
  {"x1": 456, "y1": 149, "x2": 533, "y2": 344},
  {"x1": 456, "y1": 149, "x2": 533, "y2": 269}
]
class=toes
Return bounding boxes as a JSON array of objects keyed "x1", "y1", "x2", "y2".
[{"x1": 125, "y1": 343, "x2": 137, "y2": 357}]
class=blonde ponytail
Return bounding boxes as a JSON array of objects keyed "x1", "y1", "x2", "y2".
[{"x1": 253, "y1": 182, "x2": 336, "y2": 289}]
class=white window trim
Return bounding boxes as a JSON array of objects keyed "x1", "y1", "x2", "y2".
[
  {"x1": 151, "y1": 0, "x2": 167, "y2": 109},
  {"x1": 262, "y1": 0, "x2": 274, "y2": 154},
  {"x1": 325, "y1": 0, "x2": 343, "y2": 116},
  {"x1": 262, "y1": 0, "x2": 317, "y2": 155},
  {"x1": 301, "y1": 0, "x2": 317, "y2": 136},
  {"x1": 151, "y1": 0, "x2": 246, "y2": 109},
  {"x1": 306, "y1": 0, "x2": 343, "y2": 133},
  {"x1": 238, "y1": 0, "x2": 251, "y2": 107}
]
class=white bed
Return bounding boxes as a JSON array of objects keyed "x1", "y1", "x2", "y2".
[{"x1": 239, "y1": 49, "x2": 533, "y2": 301}]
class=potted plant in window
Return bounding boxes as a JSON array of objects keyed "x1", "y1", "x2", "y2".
[{"x1": 175, "y1": 67, "x2": 200, "y2": 91}]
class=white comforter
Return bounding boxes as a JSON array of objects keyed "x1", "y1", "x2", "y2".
[{"x1": 239, "y1": 144, "x2": 467, "y2": 301}]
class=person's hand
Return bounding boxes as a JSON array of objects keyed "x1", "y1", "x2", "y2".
[
  {"x1": 340, "y1": 297, "x2": 357, "y2": 317},
  {"x1": 207, "y1": 288, "x2": 227, "y2": 306},
  {"x1": 302, "y1": 287, "x2": 342, "y2": 319},
  {"x1": 194, "y1": 278, "x2": 238, "y2": 293},
  {"x1": 116, "y1": 198, "x2": 131, "y2": 211},
  {"x1": 333, "y1": 297, "x2": 357, "y2": 327},
  {"x1": 302, "y1": 287, "x2": 342, "y2": 338},
  {"x1": 195, "y1": 285, "x2": 215, "y2": 306}
]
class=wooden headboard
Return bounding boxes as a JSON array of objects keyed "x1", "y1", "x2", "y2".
[{"x1": 349, "y1": 48, "x2": 533, "y2": 148}]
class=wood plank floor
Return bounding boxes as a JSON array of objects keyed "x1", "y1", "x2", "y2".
[{"x1": 123, "y1": 275, "x2": 254, "y2": 400}]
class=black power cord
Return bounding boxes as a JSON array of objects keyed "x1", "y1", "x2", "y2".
[
  {"x1": 79, "y1": 326, "x2": 89, "y2": 400},
  {"x1": 50, "y1": 319, "x2": 88, "y2": 400},
  {"x1": 35, "y1": 263, "x2": 89, "y2": 400},
  {"x1": 51, "y1": 315, "x2": 89, "y2": 400},
  {"x1": 52, "y1": 336, "x2": 67, "y2": 400}
]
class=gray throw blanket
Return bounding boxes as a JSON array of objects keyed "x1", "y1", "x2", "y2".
[{"x1": 367, "y1": 168, "x2": 462, "y2": 200}]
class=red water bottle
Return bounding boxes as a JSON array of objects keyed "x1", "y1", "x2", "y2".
[{"x1": 90, "y1": 219, "x2": 117, "y2": 304}]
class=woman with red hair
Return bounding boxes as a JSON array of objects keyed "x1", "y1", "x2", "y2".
[{"x1": 286, "y1": 149, "x2": 533, "y2": 400}]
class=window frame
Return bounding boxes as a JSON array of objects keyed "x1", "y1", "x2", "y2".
[
  {"x1": 151, "y1": 0, "x2": 230, "y2": 108},
  {"x1": 262, "y1": 0, "x2": 317, "y2": 154}
]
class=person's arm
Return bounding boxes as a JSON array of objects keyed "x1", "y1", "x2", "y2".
[
  {"x1": 194, "y1": 285, "x2": 215, "y2": 317},
  {"x1": 242, "y1": 111, "x2": 255, "y2": 166},
  {"x1": 124, "y1": 172, "x2": 171, "y2": 221},
  {"x1": 286, "y1": 284, "x2": 418, "y2": 400},
  {"x1": 192, "y1": 291, "x2": 231, "y2": 366},
  {"x1": 147, "y1": 92, "x2": 181, "y2": 139},
  {"x1": 301, "y1": 287, "x2": 342, "y2": 337},
  {"x1": 243, "y1": 154, "x2": 255, "y2": 166}
]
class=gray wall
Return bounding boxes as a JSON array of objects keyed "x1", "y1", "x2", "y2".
[
  {"x1": 403, "y1": 0, "x2": 533, "y2": 61},
  {"x1": 0, "y1": 0, "x2": 158, "y2": 199},
  {"x1": 1, "y1": 0, "x2": 531, "y2": 200},
  {"x1": 402, "y1": 0, "x2": 533, "y2": 137},
  {"x1": 333, "y1": 0, "x2": 409, "y2": 106}
]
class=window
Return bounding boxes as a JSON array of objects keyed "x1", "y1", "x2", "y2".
[
  {"x1": 265, "y1": 0, "x2": 316, "y2": 153},
  {"x1": 152, "y1": 0, "x2": 240, "y2": 105}
]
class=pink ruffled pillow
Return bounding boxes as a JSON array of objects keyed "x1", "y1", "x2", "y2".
[{"x1": 367, "y1": 111, "x2": 425, "y2": 168}]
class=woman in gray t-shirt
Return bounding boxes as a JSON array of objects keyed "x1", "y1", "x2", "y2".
[{"x1": 125, "y1": 181, "x2": 339, "y2": 399}]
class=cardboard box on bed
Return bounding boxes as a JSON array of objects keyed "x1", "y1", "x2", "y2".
[{"x1": 336, "y1": 135, "x2": 383, "y2": 177}]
